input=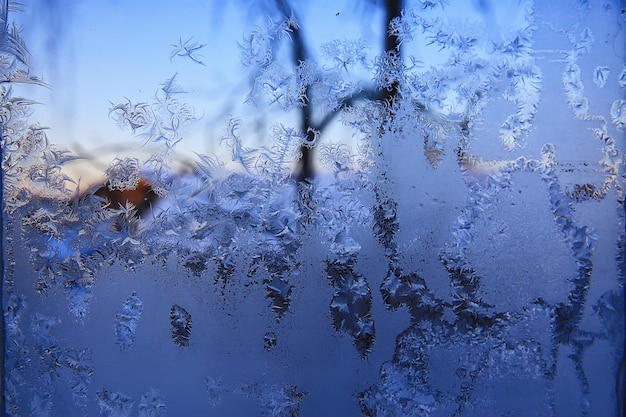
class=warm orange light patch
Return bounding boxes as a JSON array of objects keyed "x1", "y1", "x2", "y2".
[{"x1": 93, "y1": 179, "x2": 158, "y2": 215}]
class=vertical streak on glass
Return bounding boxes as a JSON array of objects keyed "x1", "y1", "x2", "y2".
[
  {"x1": 621, "y1": 197, "x2": 626, "y2": 417},
  {"x1": 0, "y1": 130, "x2": 5, "y2": 417}
]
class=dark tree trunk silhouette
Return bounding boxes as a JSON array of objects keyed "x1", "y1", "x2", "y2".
[
  {"x1": 272, "y1": 0, "x2": 404, "y2": 182},
  {"x1": 274, "y1": 0, "x2": 316, "y2": 182},
  {"x1": 0, "y1": 133, "x2": 5, "y2": 417},
  {"x1": 380, "y1": 0, "x2": 403, "y2": 104}
]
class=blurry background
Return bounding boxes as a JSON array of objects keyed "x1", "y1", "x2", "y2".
[
  {"x1": 3, "y1": 1, "x2": 624, "y2": 416},
  {"x1": 15, "y1": 0, "x2": 524, "y2": 185}
]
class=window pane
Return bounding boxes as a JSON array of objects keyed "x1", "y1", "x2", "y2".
[{"x1": 2, "y1": 1, "x2": 624, "y2": 416}]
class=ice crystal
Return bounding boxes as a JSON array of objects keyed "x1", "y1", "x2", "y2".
[
  {"x1": 575, "y1": 27, "x2": 594, "y2": 53},
  {"x1": 592, "y1": 66, "x2": 610, "y2": 88},
  {"x1": 170, "y1": 37, "x2": 206, "y2": 65},
  {"x1": 205, "y1": 376, "x2": 225, "y2": 407},
  {"x1": 258, "y1": 384, "x2": 307, "y2": 417},
  {"x1": 30, "y1": 391, "x2": 53, "y2": 416},
  {"x1": 499, "y1": 64, "x2": 541, "y2": 150},
  {"x1": 359, "y1": 333, "x2": 437, "y2": 416},
  {"x1": 247, "y1": 61, "x2": 313, "y2": 110},
  {"x1": 388, "y1": 12, "x2": 417, "y2": 46},
  {"x1": 257, "y1": 124, "x2": 308, "y2": 181},
  {"x1": 109, "y1": 99, "x2": 153, "y2": 133},
  {"x1": 593, "y1": 290, "x2": 625, "y2": 345},
  {"x1": 318, "y1": 143, "x2": 353, "y2": 172},
  {"x1": 418, "y1": 0, "x2": 448, "y2": 10},
  {"x1": 63, "y1": 347, "x2": 93, "y2": 404},
  {"x1": 109, "y1": 74, "x2": 197, "y2": 151},
  {"x1": 374, "y1": 51, "x2": 404, "y2": 93},
  {"x1": 138, "y1": 388, "x2": 167, "y2": 417},
  {"x1": 618, "y1": 67, "x2": 626, "y2": 88},
  {"x1": 239, "y1": 28, "x2": 273, "y2": 69},
  {"x1": 65, "y1": 271, "x2": 95, "y2": 320},
  {"x1": 239, "y1": 14, "x2": 299, "y2": 70},
  {"x1": 115, "y1": 292, "x2": 143, "y2": 350},
  {"x1": 220, "y1": 117, "x2": 257, "y2": 173},
  {"x1": 263, "y1": 331, "x2": 278, "y2": 351},
  {"x1": 610, "y1": 99, "x2": 626, "y2": 129},
  {"x1": 327, "y1": 255, "x2": 375, "y2": 357},
  {"x1": 169, "y1": 304, "x2": 192, "y2": 347},
  {"x1": 28, "y1": 313, "x2": 93, "y2": 410},
  {"x1": 320, "y1": 39, "x2": 368, "y2": 74},
  {"x1": 96, "y1": 389, "x2": 134, "y2": 417},
  {"x1": 3, "y1": 294, "x2": 28, "y2": 415},
  {"x1": 105, "y1": 157, "x2": 141, "y2": 192}
]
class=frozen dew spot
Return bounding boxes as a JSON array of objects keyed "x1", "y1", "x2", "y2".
[
  {"x1": 182, "y1": 253, "x2": 208, "y2": 277},
  {"x1": 259, "y1": 384, "x2": 307, "y2": 417},
  {"x1": 30, "y1": 391, "x2": 53, "y2": 416},
  {"x1": 264, "y1": 331, "x2": 278, "y2": 351},
  {"x1": 485, "y1": 341, "x2": 550, "y2": 380},
  {"x1": 205, "y1": 376, "x2": 225, "y2": 407},
  {"x1": 576, "y1": 27, "x2": 594, "y2": 53},
  {"x1": 326, "y1": 256, "x2": 375, "y2": 358},
  {"x1": 359, "y1": 352, "x2": 437, "y2": 417},
  {"x1": 264, "y1": 274, "x2": 293, "y2": 317},
  {"x1": 569, "y1": 93, "x2": 589, "y2": 119},
  {"x1": 138, "y1": 388, "x2": 167, "y2": 417},
  {"x1": 610, "y1": 99, "x2": 626, "y2": 129},
  {"x1": 96, "y1": 389, "x2": 134, "y2": 417},
  {"x1": 66, "y1": 279, "x2": 94, "y2": 320},
  {"x1": 593, "y1": 290, "x2": 625, "y2": 341},
  {"x1": 618, "y1": 67, "x2": 626, "y2": 88},
  {"x1": 63, "y1": 347, "x2": 94, "y2": 405},
  {"x1": 115, "y1": 292, "x2": 143, "y2": 351},
  {"x1": 30, "y1": 312, "x2": 60, "y2": 341},
  {"x1": 169, "y1": 304, "x2": 192, "y2": 347},
  {"x1": 592, "y1": 66, "x2": 610, "y2": 88}
]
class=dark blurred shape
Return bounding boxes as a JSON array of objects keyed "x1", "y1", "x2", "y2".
[
  {"x1": 170, "y1": 304, "x2": 192, "y2": 347},
  {"x1": 473, "y1": 0, "x2": 495, "y2": 27},
  {"x1": 91, "y1": 178, "x2": 159, "y2": 217},
  {"x1": 29, "y1": 0, "x2": 75, "y2": 76},
  {"x1": 474, "y1": 0, "x2": 492, "y2": 14},
  {"x1": 619, "y1": 353, "x2": 625, "y2": 417}
]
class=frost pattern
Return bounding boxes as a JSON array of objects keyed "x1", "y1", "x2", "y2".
[
  {"x1": 170, "y1": 37, "x2": 206, "y2": 65},
  {"x1": 327, "y1": 255, "x2": 375, "y2": 357},
  {"x1": 618, "y1": 67, "x2": 626, "y2": 88},
  {"x1": 610, "y1": 99, "x2": 626, "y2": 129},
  {"x1": 498, "y1": 64, "x2": 542, "y2": 150},
  {"x1": 205, "y1": 376, "x2": 225, "y2": 407},
  {"x1": 320, "y1": 39, "x2": 368, "y2": 73},
  {"x1": 96, "y1": 389, "x2": 134, "y2": 417},
  {"x1": 115, "y1": 292, "x2": 143, "y2": 350},
  {"x1": 3, "y1": 295, "x2": 28, "y2": 415},
  {"x1": 593, "y1": 66, "x2": 610, "y2": 88},
  {"x1": 1, "y1": 1, "x2": 624, "y2": 416},
  {"x1": 239, "y1": 383, "x2": 307, "y2": 417},
  {"x1": 109, "y1": 73, "x2": 198, "y2": 156},
  {"x1": 138, "y1": 388, "x2": 167, "y2": 417},
  {"x1": 169, "y1": 304, "x2": 192, "y2": 347},
  {"x1": 259, "y1": 385, "x2": 306, "y2": 417},
  {"x1": 28, "y1": 313, "x2": 94, "y2": 412},
  {"x1": 105, "y1": 158, "x2": 141, "y2": 192}
]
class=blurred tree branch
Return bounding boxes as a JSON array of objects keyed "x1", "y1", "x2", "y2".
[{"x1": 237, "y1": 0, "x2": 404, "y2": 181}]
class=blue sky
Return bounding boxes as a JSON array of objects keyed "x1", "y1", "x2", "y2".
[
  {"x1": 16, "y1": 0, "x2": 389, "y2": 181},
  {"x1": 15, "y1": 0, "x2": 525, "y2": 182}
]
